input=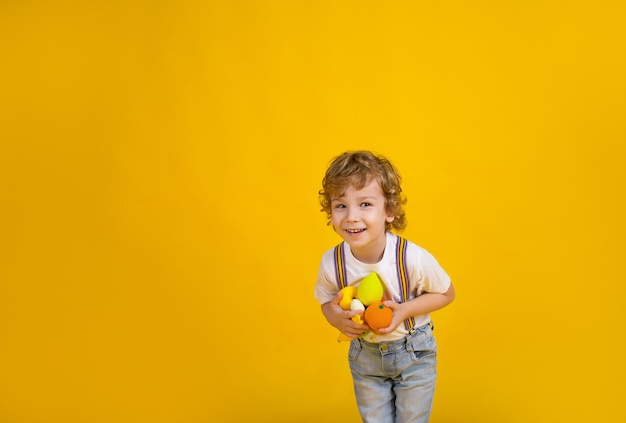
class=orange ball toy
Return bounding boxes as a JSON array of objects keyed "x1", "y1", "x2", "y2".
[{"x1": 364, "y1": 301, "x2": 392, "y2": 330}]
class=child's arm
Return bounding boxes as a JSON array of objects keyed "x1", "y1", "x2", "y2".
[
  {"x1": 376, "y1": 283, "x2": 456, "y2": 335},
  {"x1": 321, "y1": 291, "x2": 370, "y2": 339}
]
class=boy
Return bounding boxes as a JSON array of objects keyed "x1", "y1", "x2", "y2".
[{"x1": 314, "y1": 151, "x2": 455, "y2": 423}]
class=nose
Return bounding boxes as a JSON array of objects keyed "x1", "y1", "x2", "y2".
[{"x1": 346, "y1": 207, "x2": 361, "y2": 222}]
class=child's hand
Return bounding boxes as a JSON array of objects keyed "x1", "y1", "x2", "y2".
[
  {"x1": 322, "y1": 291, "x2": 369, "y2": 339},
  {"x1": 372, "y1": 300, "x2": 407, "y2": 335}
]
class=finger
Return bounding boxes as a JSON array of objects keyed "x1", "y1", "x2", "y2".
[
  {"x1": 375, "y1": 325, "x2": 394, "y2": 335},
  {"x1": 330, "y1": 291, "x2": 343, "y2": 306},
  {"x1": 347, "y1": 309, "x2": 364, "y2": 319},
  {"x1": 346, "y1": 319, "x2": 367, "y2": 332},
  {"x1": 382, "y1": 300, "x2": 397, "y2": 309}
]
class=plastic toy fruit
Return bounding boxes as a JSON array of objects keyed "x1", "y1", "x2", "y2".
[
  {"x1": 350, "y1": 299, "x2": 365, "y2": 324},
  {"x1": 364, "y1": 301, "x2": 392, "y2": 330},
  {"x1": 356, "y1": 272, "x2": 384, "y2": 306},
  {"x1": 338, "y1": 286, "x2": 358, "y2": 310}
]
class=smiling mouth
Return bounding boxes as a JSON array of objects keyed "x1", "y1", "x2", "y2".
[{"x1": 345, "y1": 229, "x2": 366, "y2": 234}]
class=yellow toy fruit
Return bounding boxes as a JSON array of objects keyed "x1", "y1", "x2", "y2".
[
  {"x1": 364, "y1": 301, "x2": 393, "y2": 330},
  {"x1": 339, "y1": 286, "x2": 358, "y2": 310},
  {"x1": 350, "y1": 299, "x2": 365, "y2": 325},
  {"x1": 356, "y1": 272, "x2": 384, "y2": 306}
]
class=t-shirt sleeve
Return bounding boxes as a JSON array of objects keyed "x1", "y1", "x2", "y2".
[
  {"x1": 414, "y1": 247, "x2": 451, "y2": 296},
  {"x1": 314, "y1": 252, "x2": 339, "y2": 305}
]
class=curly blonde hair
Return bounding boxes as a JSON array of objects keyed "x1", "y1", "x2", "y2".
[{"x1": 319, "y1": 150, "x2": 407, "y2": 232}]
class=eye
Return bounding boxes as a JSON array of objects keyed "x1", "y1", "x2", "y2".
[
  {"x1": 333, "y1": 203, "x2": 346, "y2": 209},
  {"x1": 361, "y1": 202, "x2": 372, "y2": 207}
]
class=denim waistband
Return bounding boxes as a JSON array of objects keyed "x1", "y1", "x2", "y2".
[{"x1": 356, "y1": 321, "x2": 433, "y2": 354}]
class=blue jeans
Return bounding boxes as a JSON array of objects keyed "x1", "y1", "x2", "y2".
[{"x1": 348, "y1": 323, "x2": 437, "y2": 423}]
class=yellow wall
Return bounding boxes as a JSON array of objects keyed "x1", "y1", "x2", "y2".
[{"x1": 1, "y1": 1, "x2": 625, "y2": 422}]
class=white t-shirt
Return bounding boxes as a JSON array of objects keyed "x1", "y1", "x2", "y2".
[{"x1": 315, "y1": 231, "x2": 451, "y2": 343}]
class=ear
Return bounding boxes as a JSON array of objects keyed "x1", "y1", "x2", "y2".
[{"x1": 385, "y1": 215, "x2": 395, "y2": 223}]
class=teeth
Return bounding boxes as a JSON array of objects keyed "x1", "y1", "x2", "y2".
[{"x1": 346, "y1": 229, "x2": 365, "y2": 233}]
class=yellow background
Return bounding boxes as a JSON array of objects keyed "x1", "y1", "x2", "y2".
[{"x1": 1, "y1": 1, "x2": 625, "y2": 422}]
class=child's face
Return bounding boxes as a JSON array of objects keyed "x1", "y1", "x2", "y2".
[{"x1": 330, "y1": 179, "x2": 395, "y2": 264}]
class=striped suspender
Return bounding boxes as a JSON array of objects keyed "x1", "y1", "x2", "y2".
[
  {"x1": 334, "y1": 242, "x2": 347, "y2": 289},
  {"x1": 333, "y1": 236, "x2": 415, "y2": 331},
  {"x1": 395, "y1": 236, "x2": 416, "y2": 331}
]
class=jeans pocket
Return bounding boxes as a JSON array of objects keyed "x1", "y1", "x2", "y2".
[
  {"x1": 409, "y1": 331, "x2": 438, "y2": 364},
  {"x1": 348, "y1": 339, "x2": 362, "y2": 362}
]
